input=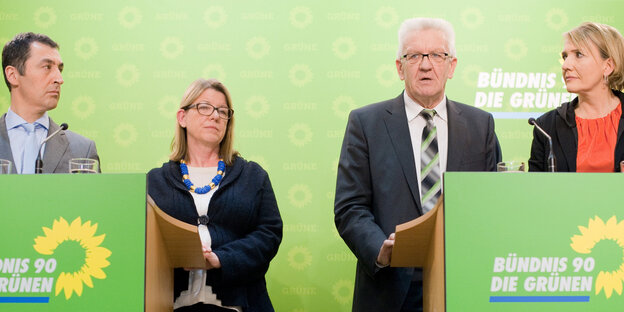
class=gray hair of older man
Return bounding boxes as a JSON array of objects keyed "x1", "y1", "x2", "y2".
[{"x1": 396, "y1": 17, "x2": 456, "y2": 60}]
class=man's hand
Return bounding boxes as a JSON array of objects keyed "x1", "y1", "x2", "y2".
[{"x1": 376, "y1": 233, "x2": 395, "y2": 266}]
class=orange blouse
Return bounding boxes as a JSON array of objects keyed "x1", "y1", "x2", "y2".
[{"x1": 575, "y1": 104, "x2": 622, "y2": 172}]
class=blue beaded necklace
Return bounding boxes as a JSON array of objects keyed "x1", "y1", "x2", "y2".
[{"x1": 179, "y1": 159, "x2": 226, "y2": 194}]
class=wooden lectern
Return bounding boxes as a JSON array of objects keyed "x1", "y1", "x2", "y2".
[
  {"x1": 391, "y1": 197, "x2": 445, "y2": 312},
  {"x1": 145, "y1": 196, "x2": 208, "y2": 312}
]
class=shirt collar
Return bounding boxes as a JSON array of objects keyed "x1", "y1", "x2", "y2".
[
  {"x1": 6, "y1": 108, "x2": 50, "y2": 130},
  {"x1": 404, "y1": 92, "x2": 448, "y2": 122}
]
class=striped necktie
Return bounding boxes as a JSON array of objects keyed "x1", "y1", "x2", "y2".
[{"x1": 420, "y1": 109, "x2": 441, "y2": 213}]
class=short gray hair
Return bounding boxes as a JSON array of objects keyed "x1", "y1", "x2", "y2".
[{"x1": 396, "y1": 17, "x2": 456, "y2": 60}]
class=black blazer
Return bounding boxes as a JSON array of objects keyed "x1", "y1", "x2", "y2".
[
  {"x1": 529, "y1": 90, "x2": 624, "y2": 172},
  {"x1": 334, "y1": 93, "x2": 501, "y2": 312}
]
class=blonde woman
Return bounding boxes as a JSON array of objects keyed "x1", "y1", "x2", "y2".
[
  {"x1": 148, "y1": 78, "x2": 282, "y2": 312},
  {"x1": 530, "y1": 22, "x2": 624, "y2": 172}
]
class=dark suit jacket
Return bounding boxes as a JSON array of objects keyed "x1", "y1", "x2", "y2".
[
  {"x1": 529, "y1": 90, "x2": 624, "y2": 172},
  {"x1": 0, "y1": 114, "x2": 99, "y2": 173},
  {"x1": 334, "y1": 93, "x2": 501, "y2": 312}
]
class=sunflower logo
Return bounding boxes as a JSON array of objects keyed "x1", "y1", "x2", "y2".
[
  {"x1": 332, "y1": 279, "x2": 353, "y2": 304},
  {"x1": 287, "y1": 184, "x2": 313, "y2": 208},
  {"x1": 113, "y1": 123, "x2": 139, "y2": 146},
  {"x1": 374, "y1": 7, "x2": 398, "y2": 29},
  {"x1": 202, "y1": 64, "x2": 226, "y2": 81},
  {"x1": 203, "y1": 6, "x2": 227, "y2": 28},
  {"x1": 33, "y1": 217, "x2": 111, "y2": 299},
  {"x1": 571, "y1": 216, "x2": 624, "y2": 299},
  {"x1": 332, "y1": 95, "x2": 356, "y2": 118},
  {"x1": 289, "y1": 7, "x2": 313, "y2": 29},
  {"x1": 460, "y1": 8, "x2": 484, "y2": 29},
  {"x1": 376, "y1": 64, "x2": 396, "y2": 87},
  {"x1": 287, "y1": 246, "x2": 312, "y2": 271},
  {"x1": 288, "y1": 64, "x2": 313, "y2": 87},
  {"x1": 504, "y1": 39, "x2": 528, "y2": 61},
  {"x1": 287, "y1": 123, "x2": 313, "y2": 147}
]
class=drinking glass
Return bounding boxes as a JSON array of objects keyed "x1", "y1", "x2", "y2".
[
  {"x1": 0, "y1": 159, "x2": 12, "y2": 174},
  {"x1": 497, "y1": 161, "x2": 526, "y2": 172},
  {"x1": 69, "y1": 158, "x2": 98, "y2": 174}
]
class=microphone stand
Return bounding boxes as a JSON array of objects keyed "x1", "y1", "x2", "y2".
[
  {"x1": 528, "y1": 118, "x2": 556, "y2": 172},
  {"x1": 35, "y1": 123, "x2": 68, "y2": 174}
]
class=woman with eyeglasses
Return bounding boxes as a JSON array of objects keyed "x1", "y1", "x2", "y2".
[
  {"x1": 148, "y1": 78, "x2": 282, "y2": 311},
  {"x1": 529, "y1": 22, "x2": 624, "y2": 172}
]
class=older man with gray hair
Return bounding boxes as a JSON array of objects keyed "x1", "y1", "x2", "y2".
[{"x1": 334, "y1": 17, "x2": 501, "y2": 311}]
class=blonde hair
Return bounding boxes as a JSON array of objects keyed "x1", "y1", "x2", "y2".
[
  {"x1": 565, "y1": 22, "x2": 624, "y2": 90},
  {"x1": 169, "y1": 78, "x2": 239, "y2": 165}
]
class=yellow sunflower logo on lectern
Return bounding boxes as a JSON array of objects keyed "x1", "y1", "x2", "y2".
[
  {"x1": 570, "y1": 216, "x2": 624, "y2": 299},
  {"x1": 33, "y1": 217, "x2": 111, "y2": 299}
]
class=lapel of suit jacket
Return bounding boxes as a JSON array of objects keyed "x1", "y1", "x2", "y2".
[
  {"x1": 382, "y1": 93, "x2": 421, "y2": 210},
  {"x1": 0, "y1": 114, "x2": 17, "y2": 173},
  {"x1": 552, "y1": 102, "x2": 577, "y2": 171},
  {"x1": 555, "y1": 115, "x2": 577, "y2": 171},
  {"x1": 446, "y1": 99, "x2": 467, "y2": 171},
  {"x1": 43, "y1": 118, "x2": 69, "y2": 173}
]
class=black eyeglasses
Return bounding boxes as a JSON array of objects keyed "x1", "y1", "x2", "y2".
[
  {"x1": 402, "y1": 52, "x2": 450, "y2": 65},
  {"x1": 184, "y1": 102, "x2": 233, "y2": 120}
]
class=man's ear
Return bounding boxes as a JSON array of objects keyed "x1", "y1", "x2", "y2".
[{"x1": 4, "y1": 65, "x2": 19, "y2": 89}]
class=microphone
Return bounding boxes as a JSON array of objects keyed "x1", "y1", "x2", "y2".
[
  {"x1": 528, "y1": 118, "x2": 556, "y2": 172},
  {"x1": 35, "y1": 123, "x2": 68, "y2": 174}
]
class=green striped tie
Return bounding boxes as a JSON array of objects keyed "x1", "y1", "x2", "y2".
[{"x1": 420, "y1": 109, "x2": 441, "y2": 213}]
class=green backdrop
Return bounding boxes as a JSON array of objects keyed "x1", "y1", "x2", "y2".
[{"x1": 1, "y1": 1, "x2": 623, "y2": 310}]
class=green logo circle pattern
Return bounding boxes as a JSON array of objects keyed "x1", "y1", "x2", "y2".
[
  {"x1": 332, "y1": 37, "x2": 357, "y2": 60},
  {"x1": 288, "y1": 123, "x2": 313, "y2": 147},
  {"x1": 71, "y1": 96, "x2": 96, "y2": 119},
  {"x1": 289, "y1": 7, "x2": 313, "y2": 28},
  {"x1": 504, "y1": 38, "x2": 529, "y2": 61},
  {"x1": 116, "y1": 64, "x2": 140, "y2": 87},
  {"x1": 160, "y1": 37, "x2": 184, "y2": 59},
  {"x1": 374, "y1": 7, "x2": 398, "y2": 29},
  {"x1": 287, "y1": 184, "x2": 313, "y2": 208},
  {"x1": 113, "y1": 123, "x2": 138, "y2": 147},
  {"x1": 74, "y1": 37, "x2": 99, "y2": 60},
  {"x1": 245, "y1": 95, "x2": 270, "y2": 119},
  {"x1": 203, "y1": 64, "x2": 226, "y2": 82},
  {"x1": 287, "y1": 246, "x2": 313, "y2": 271},
  {"x1": 118, "y1": 7, "x2": 142, "y2": 29},
  {"x1": 460, "y1": 8, "x2": 484, "y2": 29},
  {"x1": 545, "y1": 8, "x2": 569, "y2": 31},
  {"x1": 246, "y1": 37, "x2": 271, "y2": 60},
  {"x1": 33, "y1": 7, "x2": 56, "y2": 28},
  {"x1": 204, "y1": 6, "x2": 227, "y2": 28},
  {"x1": 289, "y1": 64, "x2": 313, "y2": 87}
]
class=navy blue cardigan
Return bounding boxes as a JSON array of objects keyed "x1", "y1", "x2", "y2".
[{"x1": 147, "y1": 157, "x2": 282, "y2": 311}]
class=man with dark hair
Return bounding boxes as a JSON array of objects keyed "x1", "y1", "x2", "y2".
[{"x1": 0, "y1": 32, "x2": 99, "y2": 174}]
